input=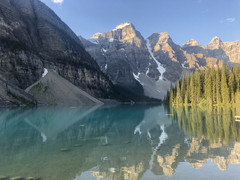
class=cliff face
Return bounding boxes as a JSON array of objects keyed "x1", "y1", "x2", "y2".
[
  {"x1": 147, "y1": 32, "x2": 185, "y2": 82},
  {"x1": 219, "y1": 40, "x2": 240, "y2": 63},
  {"x1": 0, "y1": 0, "x2": 115, "y2": 98}
]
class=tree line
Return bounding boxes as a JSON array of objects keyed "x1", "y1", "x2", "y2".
[{"x1": 166, "y1": 65, "x2": 240, "y2": 106}]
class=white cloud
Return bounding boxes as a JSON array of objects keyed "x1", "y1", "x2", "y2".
[
  {"x1": 226, "y1": 18, "x2": 236, "y2": 23},
  {"x1": 52, "y1": 0, "x2": 64, "y2": 4}
]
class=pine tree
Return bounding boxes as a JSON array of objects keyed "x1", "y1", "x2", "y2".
[
  {"x1": 216, "y1": 67, "x2": 221, "y2": 105},
  {"x1": 169, "y1": 88, "x2": 174, "y2": 105},
  {"x1": 211, "y1": 68, "x2": 216, "y2": 104},
  {"x1": 221, "y1": 66, "x2": 230, "y2": 104},
  {"x1": 181, "y1": 77, "x2": 186, "y2": 103},
  {"x1": 176, "y1": 81, "x2": 183, "y2": 105},
  {"x1": 204, "y1": 68, "x2": 213, "y2": 106},
  {"x1": 233, "y1": 66, "x2": 240, "y2": 91},
  {"x1": 190, "y1": 72, "x2": 196, "y2": 105},
  {"x1": 229, "y1": 72, "x2": 235, "y2": 103},
  {"x1": 184, "y1": 74, "x2": 190, "y2": 105},
  {"x1": 195, "y1": 71, "x2": 201, "y2": 104}
]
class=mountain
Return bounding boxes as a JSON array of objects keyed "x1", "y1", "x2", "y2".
[
  {"x1": 205, "y1": 37, "x2": 240, "y2": 64},
  {"x1": 0, "y1": 0, "x2": 117, "y2": 106},
  {"x1": 83, "y1": 23, "x2": 154, "y2": 90},
  {"x1": 80, "y1": 24, "x2": 175, "y2": 99},
  {"x1": 182, "y1": 36, "x2": 240, "y2": 67},
  {"x1": 80, "y1": 23, "x2": 240, "y2": 100},
  {"x1": 147, "y1": 32, "x2": 186, "y2": 82},
  {"x1": 206, "y1": 36, "x2": 223, "y2": 49}
]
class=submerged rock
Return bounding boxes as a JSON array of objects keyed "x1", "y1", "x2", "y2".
[
  {"x1": 74, "y1": 144, "x2": 83, "y2": 147},
  {"x1": 25, "y1": 177, "x2": 41, "y2": 180},
  {"x1": 9, "y1": 177, "x2": 24, "y2": 180},
  {"x1": 0, "y1": 176, "x2": 8, "y2": 180},
  {"x1": 60, "y1": 148, "x2": 71, "y2": 152},
  {"x1": 25, "y1": 178, "x2": 35, "y2": 180}
]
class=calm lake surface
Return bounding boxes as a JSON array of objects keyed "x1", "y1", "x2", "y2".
[{"x1": 0, "y1": 105, "x2": 240, "y2": 180}]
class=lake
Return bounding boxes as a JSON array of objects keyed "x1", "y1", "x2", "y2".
[{"x1": 0, "y1": 105, "x2": 240, "y2": 180}]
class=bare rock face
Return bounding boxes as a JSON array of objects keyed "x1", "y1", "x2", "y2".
[
  {"x1": 0, "y1": 0, "x2": 115, "y2": 99},
  {"x1": 147, "y1": 32, "x2": 185, "y2": 82},
  {"x1": 91, "y1": 23, "x2": 145, "y2": 48},
  {"x1": 183, "y1": 39, "x2": 201, "y2": 47},
  {"x1": 221, "y1": 41, "x2": 240, "y2": 63},
  {"x1": 206, "y1": 36, "x2": 223, "y2": 50},
  {"x1": 182, "y1": 39, "x2": 205, "y2": 54}
]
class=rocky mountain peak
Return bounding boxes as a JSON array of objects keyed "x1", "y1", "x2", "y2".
[
  {"x1": 89, "y1": 22, "x2": 145, "y2": 47},
  {"x1": 148, "y1": 32, "x2": 174, "y2": 47},
  {"x1": 183, "y1": 39, "x2": 201, "y2": 47},
  {"x1": 158, "y1": 32, "x2": 172, "y2": 43},
  {"x1": 90, "y1": 32, "x2": 102, "y2": 39},
  {"x1": 113, "y1": 22, "x2": 132, "y2": 31},
  {"x1": 148, "y1": 32, "x2": 177, "y2": 53},
  {"x1": 206, "y1": 36, "x2": 223, "y2": 49},
  {"x1": 212, "y1": 36, "x2": 221, "y2": 41},
  {"x1": 90, "y1": 23, "x2": 134, "y2": 39}
]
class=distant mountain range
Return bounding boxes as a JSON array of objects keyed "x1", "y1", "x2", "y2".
[
  {"x1": 80, "y1": 23, "x2": 240, "y2": 99},
  {"x1": 0, "y1": 0, "x2": 239, "y2": 106}
]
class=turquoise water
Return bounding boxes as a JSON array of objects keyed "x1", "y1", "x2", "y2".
[{"x1": 0, "y1": 105, "x2": 240, "y2": 180}]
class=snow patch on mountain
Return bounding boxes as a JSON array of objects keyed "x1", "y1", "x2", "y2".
[
  {"x1": 89, "y1": 39, "x2": 99, "y2": 44},
  {"x1": 146, "y1": 68, "x2": 150, "y2": 76},
  {"x1": 146, "y1": 39, "x2": 166, "y2": 80},
  {"x1": 113, "y1": 23, "x2": 131, "y2": 31},
  {"x1": 90, "y1": 32, "x2": 102, "y2": 39},
  {"x1": 133, "y1": 73, "x2": 144, "y2": 86},
  {"x1": 181, "y1": 61, "x2": 189, "y2": 69},
  {"x1": 42, "y1": 68, "x2": 48, "y2": 78},
  {"x1": 102, "y1": 48, "x2": 107, "y2": 53}
]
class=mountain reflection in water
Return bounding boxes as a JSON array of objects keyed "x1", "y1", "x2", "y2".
[{"x1": 0, "y1": 105, "x2": 240, "y2": 180}]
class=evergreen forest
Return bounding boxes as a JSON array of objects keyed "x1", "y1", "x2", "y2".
[{"x1": 166, "y1": 65, "x2": 240, "y2": 106}]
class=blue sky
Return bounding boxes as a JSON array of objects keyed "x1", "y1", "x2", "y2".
[{"x1": 41, "y1": 0, "x2": 240, "y2": 46}]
